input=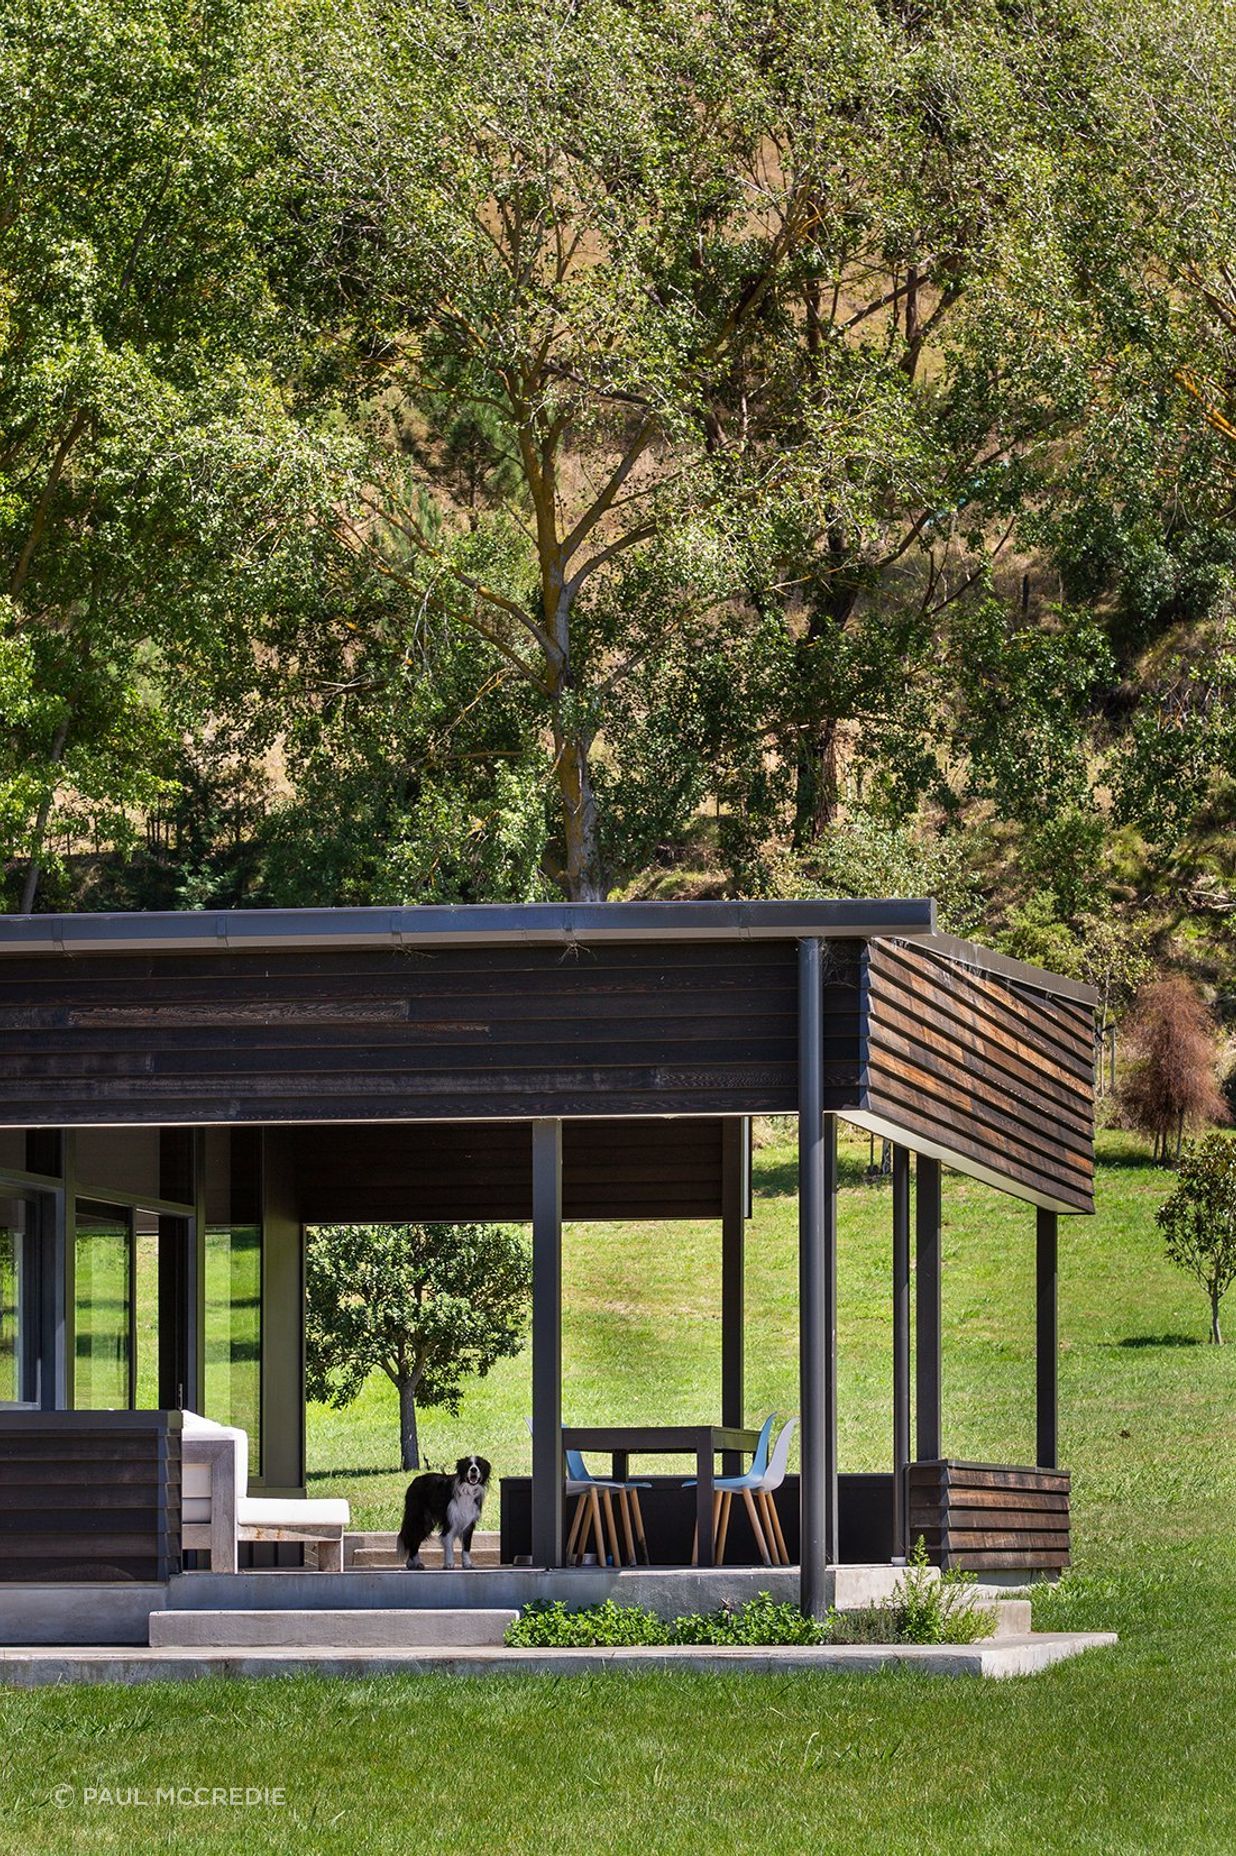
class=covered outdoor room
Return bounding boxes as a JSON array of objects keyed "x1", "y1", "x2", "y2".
[{"x1": 0, "y1": 899, "x2": 1094, "y2": 1622}]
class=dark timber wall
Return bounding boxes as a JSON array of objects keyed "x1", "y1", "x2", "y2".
[
  {"x1": 860, "y1": 939, "x2": 1095, "y2": 1212},
  {"x1": 286, "y1": 1118, "x2": 732, "y2": 1223},
  {"x1": 0, "y1": 1411, "x2": 182, "y2": 1582},
  {"x1": 0, "y1": 941, "x2": 862, "y2": 1125}
]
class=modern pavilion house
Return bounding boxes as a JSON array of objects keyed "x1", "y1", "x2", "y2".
[{"x1": 0, "y1": 899, "x2": 1095, "y2": 1643}]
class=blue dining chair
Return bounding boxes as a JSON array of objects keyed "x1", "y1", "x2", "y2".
[
  {"x1": 684, "y1": 1412, "x2": 776, "y2": 1565},
  {"x1": 526, "y1": 1421, "x2": 649, "y2": 1566},
  {"x1": 563, "y1": 1448, "x2": 651, "y2": 1567}
]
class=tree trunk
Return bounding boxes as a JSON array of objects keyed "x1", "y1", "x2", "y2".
[
  {"x1": 398, "y1": 1379, "x2": 421, "y2": 1471},
  {"x1": 793, "y1": 715, "x2": 840, "y2": 847},
  {"x1": 19, "y1": 714, "x2": 70, "y2": 914},
  {"x1": 1211, "y1": 1288, "x2": 1223, "y2": 1346},
  {"x1": 555, "y1": 726, "x2": 605, "y2": 901}
]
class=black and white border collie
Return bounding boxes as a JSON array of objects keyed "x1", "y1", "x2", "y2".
[{"x1": 398, "y1": 1455, "x2": 491, "y2": 1569}]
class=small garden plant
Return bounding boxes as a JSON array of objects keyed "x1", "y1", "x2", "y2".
[
  {"x1": 504, "y1": 1544, "x2": 996, "y2": 1649},
  {"x1": 829, "y1": 1541, "x2": 997, "y2": 1646}
]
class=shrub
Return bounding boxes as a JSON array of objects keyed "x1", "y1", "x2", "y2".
[
  {"x1": 884, "y1": 1540, "x2": 998, "y2": 1645},
  {"x1": 504, "y1": 1599, "x2": 670, "y2": 1647},
  {"x1": 1118, "y1": 977, "x2": 1228, "y2": 1164},
  {"x1": 671, "y1": 1593, "x2": 828, "y2": 1646},
  {"x1": 502, "y1": 1562, "x2": 996, "y2": 1650},
  {"x1": 1156, "y1": 1133, "x2": 1236, "y2": 1342}
]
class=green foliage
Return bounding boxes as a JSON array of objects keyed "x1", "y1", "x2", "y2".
[
  {"x1": 757, "y1": 807, "x2": 984, "y2": 938},
  {"x1": 503, "y1": 1571, "x2": 994, "y2": 1648},
  {"x1": 886, "y1": 1539, "x2": 998, "y2": 1646},
  {"x1": 671, "y1": 1593, "x2": 829, "y2": 1648},
  {"x1": 506, "y1": 1593, "x2": 826, "y2": 1648},
  {"x1": 1157, "y1": 1134, "x2": 1236, "y2": 1342},
  {"x1": 504, "y1": 1600, "x2": 673, "y2": 1649}
]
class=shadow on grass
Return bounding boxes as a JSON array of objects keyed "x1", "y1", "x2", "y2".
[
  {"x1": 755, "y1": 1152, "x2": 880, "y2": 1197},
  {"x1": 307, "y1": 1464, "x2": 404, "y2": 1482},
  {"x1": 1113, "y1": 1334, "x2": 1202, "y2": 1349}
]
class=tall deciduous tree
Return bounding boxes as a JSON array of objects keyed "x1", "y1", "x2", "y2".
[
  {"x1": 305, "y1": 1222, "x2": 531, "y2": 1471},
  {"x1": 0, "y1": 0, "x2": 335, "y2": 910},
  {"x1": 272, "y1": 0, "x2": 1236, "y2": 901}
]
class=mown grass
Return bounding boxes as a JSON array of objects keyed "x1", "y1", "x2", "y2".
[{"x1": 2, "y1": 1125, "x2": 1234, "y2": 1855}]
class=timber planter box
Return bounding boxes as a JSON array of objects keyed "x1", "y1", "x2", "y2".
[{"x1": 908, "y1": 1459, "x2": 1070, "y2": 1572}]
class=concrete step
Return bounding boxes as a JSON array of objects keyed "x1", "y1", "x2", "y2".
[
  {"x1": 149, "y1": 1608, "x2": 517, "y2": 1650},
  {"x1": 344, "y1": 1531, "x2": 501, "y2": 1570}
]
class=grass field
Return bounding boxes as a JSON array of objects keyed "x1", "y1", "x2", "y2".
[{"x1": 2, "y1": 1126, "x2": 1235, "y2": 1854}]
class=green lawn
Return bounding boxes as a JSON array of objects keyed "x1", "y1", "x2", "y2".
[{"x1": 2, "y1": 1126, "x2": 1235, "y2": 1854}]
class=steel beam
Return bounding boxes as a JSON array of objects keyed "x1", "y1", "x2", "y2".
[
  {"x1": 1036, "y1": 1208, "x2": 1059, "y2": 1469},
  {"x1": 915, "y1": 1154, "x2": 942, "y2": 1462},
  {"x1": 799, "y1": 938, "x2": 838, "y2": 1616},
  {"x1": 892, "y1": 1144, "x2": 911, "y2": 1561},
  {"x1": 531, "y1": 1118, "x2": 564, "y2": 1566}
]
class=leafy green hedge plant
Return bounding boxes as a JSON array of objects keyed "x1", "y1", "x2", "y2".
[{"x1": 504, "y1": 1550, "x2": 996, "y2": 1649}]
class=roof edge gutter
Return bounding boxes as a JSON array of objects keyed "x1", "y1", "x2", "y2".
[{"x1": 0, "y1": 898, "x2": 938, "y2": 957}]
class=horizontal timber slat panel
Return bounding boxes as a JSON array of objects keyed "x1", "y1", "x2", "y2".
[
  {"x1": 0, "y1": 1414, "x2": 181, "y2": 1583},
  {"x1": 912, "y1": 1487, "x2": 1069, "y2": 1513},
  {"x1": 938, "y1": 1550, "x2": 1071, "y2": 1571},
  {"x1": 909, "y1": 1507, "x2": 1069, "y2": 1532},
  {"x1": 929, "y1": 1464, "x2": 1071, "y2": 1493},
  {"x1": 862, "y1": 1037, "x2": 1093, "y2": 1182},
  {"x1": 870, "y1": 940, "x2": 1094, "y2": 1078},
  {"x1": 861, "y1": 939, "x2": 1094, "y2": 1211},
  {"x1": 916, "y1": 1529, "x2": 1070, "y2": 1553},
  {"x1": 908, "y1": 1461, "x2": 1070, "y2": 1571},
  {"x1": 861, "y1": 1085, "x2": 1091, "y2": 1210},
  {"x1": 0, "y1": 941, "x2": 864, "y2": 1123}
]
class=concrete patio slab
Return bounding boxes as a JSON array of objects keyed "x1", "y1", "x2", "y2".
[{"x1": 0, "y1": 1631, "x2": 1116, "y2": 1686}]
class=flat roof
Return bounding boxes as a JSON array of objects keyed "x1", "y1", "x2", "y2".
[{"x1": 0, "y1": 899, "x2": 1096, "y2": 1006}]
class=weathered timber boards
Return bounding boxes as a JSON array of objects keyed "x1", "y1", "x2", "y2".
[
  {"x1": 860, "y1": 939, "x2": 1094, "y2": 1212},
  {"x1": 286, "y1": 1117, "x2": 734, "y2": 1222},
  {"x1": 0, "y1": 941, "x2": 864, "y2": 1124},
  {"x1": 0, "y1": 1413, "x2": 182, "y2": 1583},
  {"x1": 907, "y1": 1461, "x2": 1070, "y2": 1571}
]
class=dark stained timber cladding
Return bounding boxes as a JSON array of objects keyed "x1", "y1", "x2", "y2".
[
  {"x1": 0, "y1": 1413, "x2": 182, "y2": 1583},
  {"x1": 0, "y1": 940, "x2": 864, "y2": 1124},
  {"x1": 286, "y1": 1117, "x2": 729, "y2": 1222},
  {"x1": 860, "y1": 939, "x2": 1094, "y2": 1211},
  {"x1": 907, "y1": 1461, "x2": 1070, "y2": 1571}
]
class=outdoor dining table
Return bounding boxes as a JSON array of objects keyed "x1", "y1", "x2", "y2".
[{"x1": 560, "y1": 1425, "x2": 764, "y2": 1567}]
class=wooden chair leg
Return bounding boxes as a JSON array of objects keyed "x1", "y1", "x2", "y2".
[
  {"x1": 566, "y1": 1493, "x2": 586, "y2": 1563},
  {"x1": 587, "y1": 1487, "x2": 605, "y2": 1561},
  {"x1": 628, "y1": 1489, "x2": 649, "y2": 1565},
  {"x1": 765, "y1": 1491, "x2": 790, "y2": 1566},
  {"x1": 743, "y1": 1487, "x2": 772, "y2": 1565},
  {"x1": 618, "y1": 1489, "x2": 636, "y2": 1566},
  {"x1": 716, "y1": 1491, "x2": 733, "y2": 1564},
  {"x1": 600, "y1": 1489, "x2": 622, "y2": 1567}
]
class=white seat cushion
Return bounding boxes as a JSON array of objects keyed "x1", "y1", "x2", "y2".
[{"x1": 237, "y1": 1496, "x2": 350, "y2": 1530}]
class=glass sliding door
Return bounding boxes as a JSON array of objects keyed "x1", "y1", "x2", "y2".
[
  {"x1": 74, "y1": 1202, "x2": 134, "y2": 1409},
  {"x1": 204, "y1": 1222, "x2": 262, "y2": 1475},
  {"x1": 0, "y1": 1192, "x2": 38, "y2": 1406}
]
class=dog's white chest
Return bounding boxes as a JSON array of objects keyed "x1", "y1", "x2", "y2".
[{"x1": 447, "y1": 1483, "x2": 484, "y2": 1533}]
